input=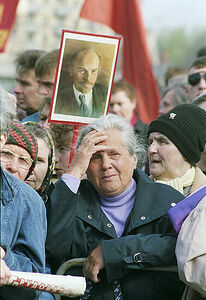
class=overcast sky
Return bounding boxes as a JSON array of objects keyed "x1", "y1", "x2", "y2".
[{"x1": 141, "y1": 0, "x2": 206, "y2": 34}]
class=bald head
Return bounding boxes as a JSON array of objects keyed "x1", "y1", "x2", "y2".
[{"x1": 69, "y1": 48, "x2": 100, "y2": 94}]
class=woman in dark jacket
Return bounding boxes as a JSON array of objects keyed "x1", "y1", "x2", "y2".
[{"x1": 46, "y1": 114, "x2": 185, "y2": 300}]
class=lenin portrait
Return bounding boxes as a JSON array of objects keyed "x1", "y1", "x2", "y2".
[{"x1": 50, "y1": 31, "x2": 120, "y2": 125}]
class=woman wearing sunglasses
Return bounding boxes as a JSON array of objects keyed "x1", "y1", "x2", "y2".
[{"x1": 185, "y1": 55, "x2": 206, "y2": 101}]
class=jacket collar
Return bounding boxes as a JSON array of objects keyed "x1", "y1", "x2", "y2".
[
  {"x1": 190, "y1": 167, "x2": 206, "y2": 194},
  {"x1": 77, "y1": 169, "x2": 184, "y2": 237},
  {"x1": 125, "y1": 169, "x2": 184, "y2": 232}
]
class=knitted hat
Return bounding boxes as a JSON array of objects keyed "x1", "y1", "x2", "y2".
[
  {"x1": 6, "y1": 122, "x2": 38, "y2": 178},
  {"x1": 148, "y1": 104, "x2": 206, "y2": 165}
]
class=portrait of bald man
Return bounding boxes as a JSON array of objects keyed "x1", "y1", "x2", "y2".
[{"x1": 54, "y1": 48, "x2": 108, "y2": 118}]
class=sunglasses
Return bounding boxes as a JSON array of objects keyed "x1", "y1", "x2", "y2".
[{"x1": 188, "y1": 72, "x2": 206, "y2": 86}]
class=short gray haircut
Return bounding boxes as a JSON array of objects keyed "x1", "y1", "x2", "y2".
[
  {"x1": 76, "y1": 114, "x2": 147, "y2": 164},
  {"x1": 162, "y1": 86, "x2": 190, "y2": 106},
  {"x1": 0, "y1": 87, "x2": 16, "y2": 135}
]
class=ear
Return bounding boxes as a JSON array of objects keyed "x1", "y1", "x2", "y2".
[
  {"x1": 0, "y1": 133, "x2": 7, "y2": 150},
  {"x1": 130, "y1": 98, "x2": 138, "y2": 110},
  {"x1": 184, "y1": 85, "x2": 189, "y2": 96},
  {"x1": 132, "y1": 154, "x2": 138, "y2": 169},
  {"x1": 68, "y1": 65, "x2": 73, "y2": 77}
]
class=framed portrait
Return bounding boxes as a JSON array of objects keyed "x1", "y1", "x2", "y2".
[{"x1": 49, "y1": 30, "x2": 121, "y2": 125}]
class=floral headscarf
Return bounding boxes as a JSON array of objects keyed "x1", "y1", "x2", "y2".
[{"x1": 23, "y1": 122, "x2": 55, "y2": 200}]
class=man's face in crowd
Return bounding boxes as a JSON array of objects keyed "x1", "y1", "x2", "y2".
[
  {"x1": 37, "y1": 70, "x2": 56, "y2": 97},
  {"x1": 158, "y1": 90, "x2": 176, "y2": 115},
  {"x1": 69, "y1": 49, "x2": 100, "y2": 94},
  {"x1": 109, "y1": 91, "x2": 136, "y2": 121},
  {"x1": 39, "y1": 103, "x2": 51, "y2": 130},
  {"x1": 185, "y1": 66, "x2": 206, "y2": 101},
  {"x1": 54, "y1": 133, "x2": 73, "y2": 178},
  {"x1": 13, "y1": 69, "x2": 43, "y2": 115}
]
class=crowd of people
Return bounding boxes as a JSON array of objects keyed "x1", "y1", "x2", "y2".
[{"x1": 0, "y1": 45, "x2": 206, "y2": 300}]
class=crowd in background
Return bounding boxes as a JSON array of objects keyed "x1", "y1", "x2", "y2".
[{"x1": 0, "y1": 44, "x2": 206, "y2": 300}]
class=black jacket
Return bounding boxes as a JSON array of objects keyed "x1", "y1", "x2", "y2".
[{"x1": 46, "y1": 169, "x2": 185, "y2": 300}]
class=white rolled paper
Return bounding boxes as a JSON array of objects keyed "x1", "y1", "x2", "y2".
[{"x1": 8, "y1": 271, "x2": 86, "y2": 298}]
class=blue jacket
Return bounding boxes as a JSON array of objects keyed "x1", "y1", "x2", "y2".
[
  {"x1": 0, "y1": 166, "x2": 47, "y2": 300},
  {"x1": 21, "y1": 111, "x2": 40, "y2": 123}
]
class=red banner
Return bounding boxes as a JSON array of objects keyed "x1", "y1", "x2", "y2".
[
  {"x1": 0, "y1": 0, "x2": 19, "y2": 53},
  {"x1": 80, "y1": 0, "x2": 160, "y2": 123}
]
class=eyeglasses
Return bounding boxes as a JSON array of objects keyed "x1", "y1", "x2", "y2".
[
  {"x1": 0, "y1": 149, "x2": 33, "y2": 170},
  {"x1": 188, "y1": 72, "x2": 206, "y2": 86}
]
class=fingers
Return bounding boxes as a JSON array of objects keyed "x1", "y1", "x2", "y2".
[
  {"x1": 83, "y1": 256, "x2": 100, "y2": 283},
  {"x1": 83, "y1": 245, "x2": 104, "y2": 283},
  {"x1": 79, "y1": 131, "x2": 107, "y2": 154},
  {"x1": 0, "y1": 259, "x2": 11, "y2": 286},
  {"x1": 68, "y1": 131, "x2": 107, "y2": 179},
  {"x1": 0, "y1": 247, "x2": 5, "y2": 259}
]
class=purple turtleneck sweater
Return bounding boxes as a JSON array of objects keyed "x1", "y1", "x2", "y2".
[
  {"x1": 61, "y1": 174, "x2": 137, "y2": 238},
  {"x1": 100, "y1": 179, "x2": 136, "y2": 237}
]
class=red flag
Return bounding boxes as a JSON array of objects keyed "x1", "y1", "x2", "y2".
[
  {"x1": 80, "y1": 0, "x2": 160, "y2": 123},
  {"x1": 0, "y1": 0, "x2": 19, "y2": 53}
]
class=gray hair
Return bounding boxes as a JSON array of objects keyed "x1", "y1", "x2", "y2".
[
  {"x1": 163, "y1": 86, "x2": 190, "y2": 106},
  {"x1": 0, "y1": 87, "x2": 16, "y2": 135},
  {"x1": 76, "y1": 114, "x2": 147, "y2": 165}
]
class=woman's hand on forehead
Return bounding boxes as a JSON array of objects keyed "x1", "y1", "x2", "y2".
[{"x1": 67, "y1": 131, "x2": 107, "y2": 179}]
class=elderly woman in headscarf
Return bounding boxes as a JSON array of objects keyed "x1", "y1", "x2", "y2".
[
  {"x1": 23, "y1": 122, "x2": 55, "y2": 202},
  {"x1": 0, "y1": 122, "x2": 38, "y2": 181},
  {"x1": 147, "y1": 104, "x2": 206, "y2": 300}
]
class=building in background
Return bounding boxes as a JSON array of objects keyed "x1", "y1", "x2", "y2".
[{"x1": 0, "y1": 0, "x2": 159, "y2": 93}]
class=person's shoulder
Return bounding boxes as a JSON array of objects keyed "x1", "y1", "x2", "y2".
[
  {"x1": 5, "y1": 171, "x2": 44, "y2": 205},
  {"x1": 193, "y1": 194, "x2": 206, "y2": 210},
  {"x1": 21, "y1": 112, "x2": 40, "y2": 123},
  {"x1": 135, "y1": 168, "x2": 185, "y2": 199},
  {"x1": 134, "y1": 117, "x2": 149, "y2": 135},
  {"x1": 94, "y1": 82, "x2": 107, "y2": 93}
]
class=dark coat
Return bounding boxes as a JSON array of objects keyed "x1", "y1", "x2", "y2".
[
  {"x1": 54, "y1": 83, "x2": 107, "y2": 118},
  {"x1": 133, "y1": 116, "x2": 148, "y2": 139},
  {"x1": 46, "y1": 169, "x2": 185, "y2": 300}
]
